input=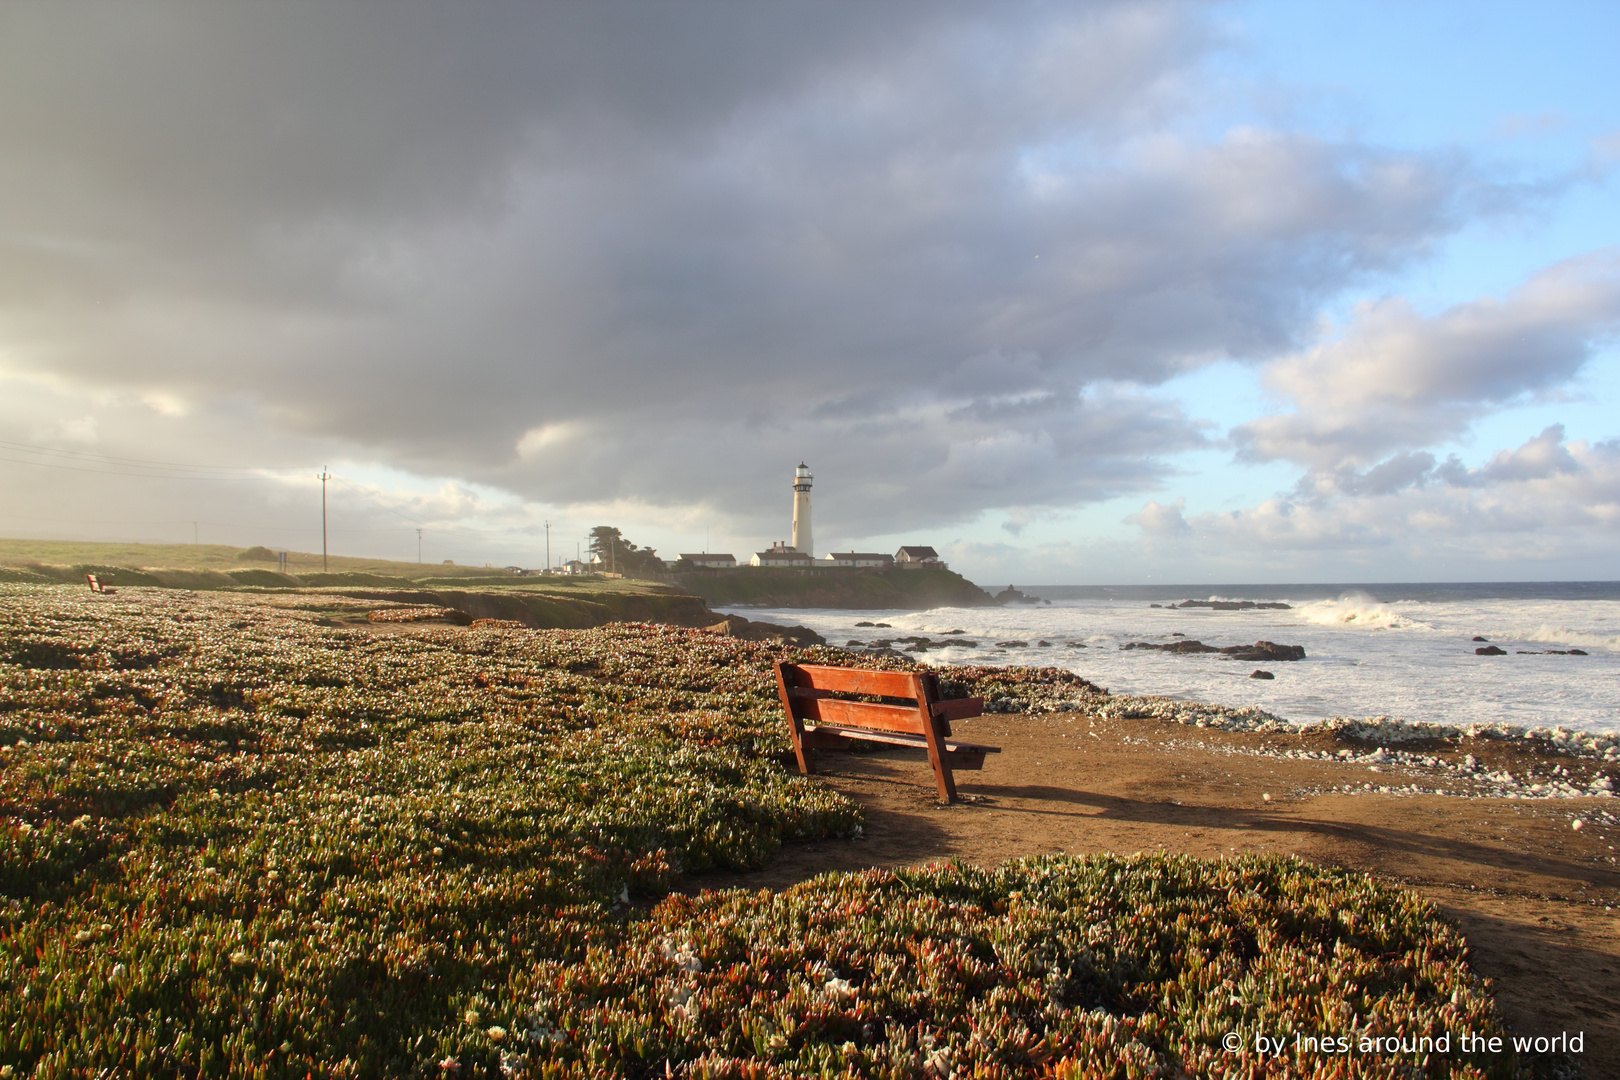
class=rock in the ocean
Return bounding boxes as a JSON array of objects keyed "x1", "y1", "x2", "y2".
[
  {"x1": 1475, "y1": 645, "x2": 1507, "y2": 656},
  {"x1": 1250, "y1": 669, "x2": 1275, "y2": 680},
  {"x1": 1221, "y1": 641, "x2": 1306, "y2": 662},
  {"x1": 992, "y1": 586, "x2": 1042, "y2": 605},
  {"x1": 1122, "y1": 639, "x2": 1305, "y2": 660},
  {"x1": 1122, "y1": 639, "x2": 1219, "y2": 653},
  {"x1": 1472, "y1": 635, "x2": 1488, "y2": 642},
  {"x1": 1171, "y1": 599, "x2": 1292, "y2": 611}
]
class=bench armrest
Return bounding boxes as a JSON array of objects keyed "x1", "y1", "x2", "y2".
[{"x1": 930, "y1": 697, "x2": 983, "y2": 722}]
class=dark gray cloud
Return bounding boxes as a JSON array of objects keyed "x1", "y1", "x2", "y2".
[{"x1": 0, "y1": 1, "x2": 1509, "y2": 543}]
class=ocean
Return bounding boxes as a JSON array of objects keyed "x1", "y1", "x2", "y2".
[{"x1": 722, "y1": 582, "x2": 1620, "y2": 735}]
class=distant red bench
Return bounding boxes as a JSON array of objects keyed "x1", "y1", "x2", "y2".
[
  {"x1": 85, "y1": 574, "x2": 116, "y2": 595},
  {"x1": 773, "y1": 662, "x2": 999, "y2": 803}
]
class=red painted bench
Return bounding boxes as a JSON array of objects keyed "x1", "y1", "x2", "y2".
[
  {"x1": 773, "y1": 662, "x2": 999, "y2": 803},
  {"x1": 85, "y1": 574, "x2": 117, "y2": 595}
]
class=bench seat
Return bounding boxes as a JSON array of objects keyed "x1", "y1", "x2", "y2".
[{"x1": 800, "y1": 723, "x2": 1000, "y2": 769}]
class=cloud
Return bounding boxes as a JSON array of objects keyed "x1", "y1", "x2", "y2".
[
  {"x1": 0, "y1": 2, "x2": 1555, "y2": 550},
  {"x1": 1130, "y1": 427, "x2": 1620, "y2": 572},
  {"x1": 515, "y1": 422, "x2": 586, "y2": 462},
  {"x1": 1126, "y1": 497, "x2": 1191, "y2": 535},
  {"x1": 1233, "y1": 250, "x2": 1620, "y2": 474},
  {"x1": 28, "y1": 415, "x2": 99, "y2": 447}
]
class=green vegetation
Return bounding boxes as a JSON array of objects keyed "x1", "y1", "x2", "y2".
[
  {"x1": 586, "y1": 526, "x2": 665, "y2": 578},
  {"x1": 0, "y1": 538, "x2": 512, "y2": 581},
  {"x1": 533, "y1": 856, "x2": 1517, "y2": 1078},
  {"x1": 0, "y1": 587, "x2": 1525, "y2": 1077},
  {"x1": 0, "y1": 538, "x2": 724, "y2": 629},
  {"x1": 331, "y1": 585, "x2": 716, "y2": 630},
  {"x1": 676, "y1": 566, "x2": 993, "y2": 609}
]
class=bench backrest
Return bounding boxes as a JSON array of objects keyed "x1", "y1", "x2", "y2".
[
  {"x1": 775, "y1": 663, "x2": 940, "y2": 736},
  {"x1": 86, "y1": 574, "x2": 102, "y2": 592}
]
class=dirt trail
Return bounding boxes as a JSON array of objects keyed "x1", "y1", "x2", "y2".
[{"x1": 688, "y1": 712, "x2": 1620, "y2": 1077}]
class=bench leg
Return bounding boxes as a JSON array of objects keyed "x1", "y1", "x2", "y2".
[
  {"x1": 774, "y1": 661, "x2": 813, "y2": 776},
  {"x1": 921, "y1": 726, "x2": 957, "y2": 803}
]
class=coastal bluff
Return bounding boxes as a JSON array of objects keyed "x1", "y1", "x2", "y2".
[{"x1": 670, "y1": 565, "x2": 993, "y2": 610}]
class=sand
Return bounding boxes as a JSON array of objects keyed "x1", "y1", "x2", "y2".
[{"x1": 687, "y1": 711, "x2": 1620, "y2": 1077}]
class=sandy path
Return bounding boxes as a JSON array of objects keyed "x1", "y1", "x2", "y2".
[{"x1": 687, "y1": 711, "x2": 1620, "y2": 1077}]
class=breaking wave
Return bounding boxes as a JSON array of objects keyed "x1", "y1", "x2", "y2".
[
  {"x1": 1517, "y1": 625, "x2": 1620, "y2": 653},
  {"x1": 1296, "y1": 594, "x2": 1427, "y2": 631}
]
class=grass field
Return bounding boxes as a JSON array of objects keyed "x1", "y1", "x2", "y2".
[
  {"x1": 0, "y1": 538, "x2": 513, "y2": 580},
  {"x1": 0, "y1": 586, "x2": 1531, "y2": 1078}
]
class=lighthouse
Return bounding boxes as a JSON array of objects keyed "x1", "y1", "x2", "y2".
[{"x1": 791, "y1": 462, "x2": 813, "y2": 556}]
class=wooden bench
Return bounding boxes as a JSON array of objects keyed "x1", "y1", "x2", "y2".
[
  {"x1": 773, "y1": 662, "x2": 999, "y2": 803},
  {"x1": 85, "y1": 573, "x2": 116, "y2": 595}
]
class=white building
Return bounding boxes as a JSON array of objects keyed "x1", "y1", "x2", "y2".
[
  {"x1": 821, "y1": 552, "x2": 893, "y2": 568},
  {"x1": 791, "y1": 462, "x2": 813, "y2": 556},
  {"x1": 751, "y1": 542, "x2": 815, "y2": 567},
  {"x1": 895, "y1": 545, "x2": 944, "y2": 569},
  {"x1": 679, "y1": 553, "x2": 737, "y2": 569}
]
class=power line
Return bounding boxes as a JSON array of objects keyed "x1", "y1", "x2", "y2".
[
  {"x1": 328, "y1": 475, "x2": 431, "y2": 528},
  {"x1": 0, "y1": 438, "x2": 291, "y2": 472},
  {"x1": 0, "y1": 452, "x2": 305, "y2": 481}
]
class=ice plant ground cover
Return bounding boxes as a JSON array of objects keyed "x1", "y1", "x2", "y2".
[{"x1": 0, "y1": 587, "x2": 1524, "y2": 1078}]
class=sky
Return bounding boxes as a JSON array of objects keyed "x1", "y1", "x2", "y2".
[{"x1": 2, "y1": 1, "x2": 1617, "y2": 584}]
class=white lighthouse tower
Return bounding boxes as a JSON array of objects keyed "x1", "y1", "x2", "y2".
[{"x1": 791, "y1": 462, "x2": 813, "y2": 556}]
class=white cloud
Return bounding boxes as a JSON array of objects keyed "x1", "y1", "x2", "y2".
[
  {"x1": 1125, "y1": 497, "x2": 1191, "y2": 535},
  {"x1": 1233, "y1": 249, "x2": 1620, "y2": 473},
  {"x1": 1130, "y1": 428, "x2": 1620, "y2": 573},
  {"x1": 28, "y1": 415, "x2": 98, "y2": 446}
]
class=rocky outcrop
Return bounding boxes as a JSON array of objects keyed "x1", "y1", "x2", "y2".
[
  {"x1": 1122, "y1": 639, "x2": 1306, "y2": 661},
  {"x1": 1223, "y1": 641, "x2": 1307, "y2": 662},
  {"x1": 701, "y1": 614, "x2": 825, "y2": 648},
  {"x1": 1475, "y1": 645, "x2": 1508, "y2": 656},
  {"x1": 1249, "y1": 670, "x2": 1275, "y2": 680},
  {"x1": 337, "y1": 588, "x2": 718, "y2": 631},
  {"x1": 992, "y1": 586, "x2": 1047, "y2": 606},
  {"x1": 1171, "y1": 599, "x2": 1292, "y2": 611},
  {"x1": 674, "y1": 566, "x2": 993, "y2": 610}
]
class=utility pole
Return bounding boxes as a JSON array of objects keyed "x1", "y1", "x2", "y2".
[
  {"x1": 417, "y1": 528, "x2": 423, "y2": 563},
  {"x1": 544, "y1": 520, "x2": 551, "y2": 572},
  {"x1": 319, "y1": 468, "x2": 331, "y2": 571}
]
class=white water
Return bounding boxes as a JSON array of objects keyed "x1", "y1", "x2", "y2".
[{"x1": 723, "y1": 589, "x2": 1620, "y2": 735}]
